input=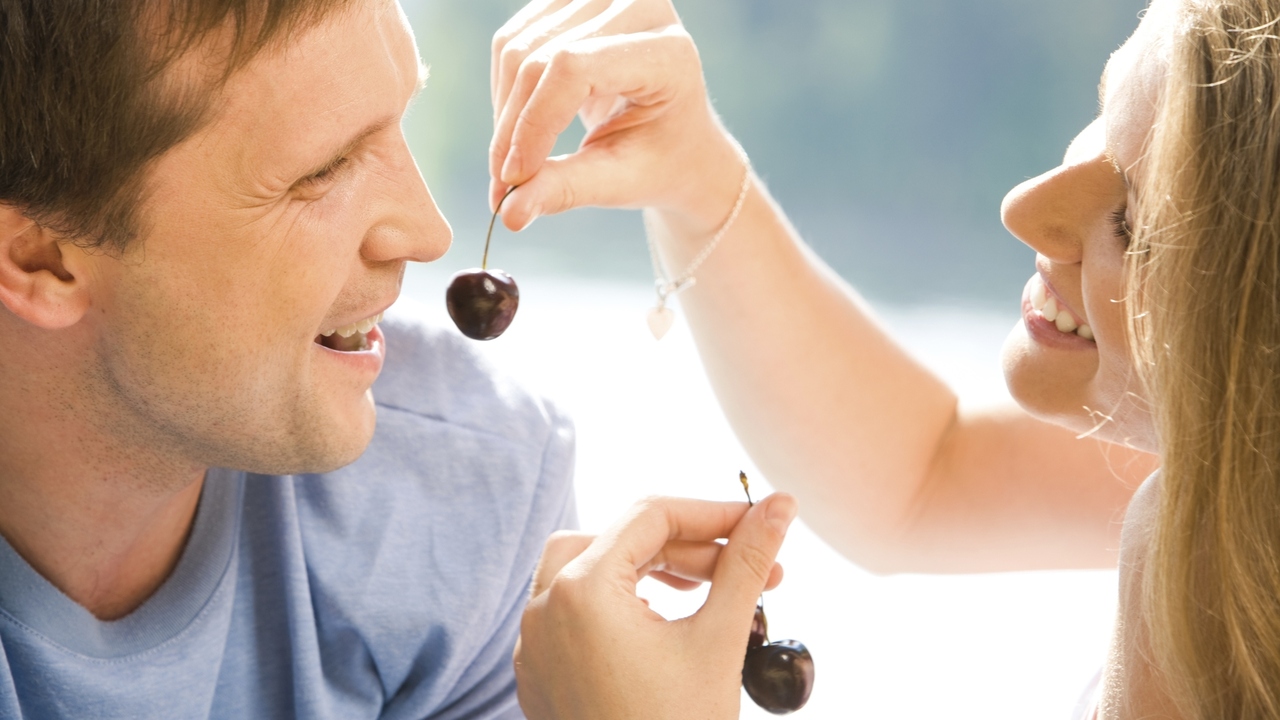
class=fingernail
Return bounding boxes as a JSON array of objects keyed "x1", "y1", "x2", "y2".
[
  {"x1": 766, "y1": 494, "x2": 798, "y2": 533},
  {"x1": 501, "y1": 148, "x2": 522, "y2": 184},
  {"x1": 513, "y1": 204, "x2": 540, "y2": 232}
]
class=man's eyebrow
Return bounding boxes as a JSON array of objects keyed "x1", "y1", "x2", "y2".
[
  {"x1": 298, "y1": 63, "x2": 430, "y2": 181},
  {"x1": 299, "y1": 118, "x2": 394, "y2": 180}
]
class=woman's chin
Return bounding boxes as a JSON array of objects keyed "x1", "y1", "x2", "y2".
[
  {"x1": 1001, "y1": 323, "x2": 1100, "y2": 429},
  {"x1": 1001, "y1": 326, "x2": 1159, "y2": 451}
]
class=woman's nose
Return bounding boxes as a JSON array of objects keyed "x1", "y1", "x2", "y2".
[
  {"x1": 361, "y1": 135, "x2": 453, "y2": 265},
  {"x1": 1001, "y1": 122, "x2": 1119, "y2": 264}
]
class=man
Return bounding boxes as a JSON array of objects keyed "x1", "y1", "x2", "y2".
[{"x1": 0, "y1": 0, "x2": 575, "y2": 717}]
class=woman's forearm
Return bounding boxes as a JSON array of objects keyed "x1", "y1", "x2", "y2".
[{"x1": 649, "y1": 173, "x2": 961, "y2": 570}]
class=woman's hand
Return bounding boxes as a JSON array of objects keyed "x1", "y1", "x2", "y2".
[
  {"x1": 514, "y1": 493, "x2": 799, "y2": 720},
  {"x1": 489, "y1": 0, "x2": 746, "y2": 238}
]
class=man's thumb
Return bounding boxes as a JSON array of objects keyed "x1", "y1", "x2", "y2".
[{"x1": 698, "y1": 493, "x2": 798, "y2": 638}]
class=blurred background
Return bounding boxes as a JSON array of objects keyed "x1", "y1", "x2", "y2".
[
  {"x1": 403, "y1": 0, "x2": 1146, "y2": 306},
  {"x1": 394, "y1": 0, "x2": 1149, "y2": 717}
]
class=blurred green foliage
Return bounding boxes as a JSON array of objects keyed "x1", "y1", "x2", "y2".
[{"x1": 404, "y1": 0, "x2": 1146, "y2": 306}]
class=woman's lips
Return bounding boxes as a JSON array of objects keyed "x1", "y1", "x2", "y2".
[{"x1": 1022, "y1": 275, "x2": 1096, "y2": 349}]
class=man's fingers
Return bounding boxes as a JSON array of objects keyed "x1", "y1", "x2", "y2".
[
  {"x1": 569, "y1": 497, "x2": 752, "y2": 584},
  {"x1": 697, "y1": 494, "x2": 798, "y2": 640},
  {"x1": 531, "y1": 531, "x2": 595, "y2": 598},
  {"x1": 643, "y1": 539, "x2": 785, "y2": 592},
  {"x1": 532, "y1": 530, "x2": 783, "y2": 604},
  {"x1": 648, "y1": 570, "x2": 702, "y2": 591},
  {"x1": 529, "y1": 497, "x2": 781, "y2": 614},
  {"x1": 639, "y1": 539, "x2": 722, "y2": 581}
]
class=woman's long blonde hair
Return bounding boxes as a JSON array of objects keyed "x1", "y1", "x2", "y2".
[{"x1": 1130, "y1": 0, "x2": 1280, "y2": 716}]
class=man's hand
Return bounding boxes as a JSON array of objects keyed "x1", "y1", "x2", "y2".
[
  {"x1": 489, "y1": 0, "x2": 747, "y2": 240},
  {"x1": 514, "y1": 494, "x2": 798, "y2": 720}
]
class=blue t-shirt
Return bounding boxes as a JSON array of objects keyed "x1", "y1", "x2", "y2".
[{"x1": 0, "y1": 315, "x2": 577, "y2": 719}]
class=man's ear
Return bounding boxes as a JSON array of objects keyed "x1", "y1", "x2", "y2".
[{"x1": 0, "y1": 205, "x2": 93, "y2": 329}]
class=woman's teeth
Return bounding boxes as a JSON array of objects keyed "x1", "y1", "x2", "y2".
[
  {"x1": 1029, "y1": 277, "x2": 1093, "y2": 341},
  {"x1": 321, "y1": 312, "x2": 384, "y2": 340}
]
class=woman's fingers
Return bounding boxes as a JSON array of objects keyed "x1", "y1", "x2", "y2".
[
  {"x1": 490, "y1": 25, "x2": 696, "y2": 198},
  {"x1": 491, "y1": 141, "x2": 639, "y2": 230},
  {"x1": 491, "y1": 0, "x2": 574, "y2": 104},
  {"x1": 489, "y1": 0, "x2": 740, "y2": 227},
  {"x1": 697, "y1": 493, "x2": 798, "y2": 642},
  {"x1": 489, "y1": 28, "x2": 701, "y2": 219},
  {"x1": 491, "y1": 0, "x2": 609, "y2": 117},
  {"x1": 531, "y1": 531, "x2": 596, "y2": 597},
  {"x1": 497, "y1": 26, "x2": 690, "y2": 185},
  {"x1": 491, "y1": 0, "x2": 680, "y2": 126}
]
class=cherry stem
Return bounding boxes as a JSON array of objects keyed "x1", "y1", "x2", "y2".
[
  {"x1": 484, "y1": 186, "x2": 519, "y2": 271},
  {"x1": 740, "y1": 471, "x2": 766, "y2": 621}
]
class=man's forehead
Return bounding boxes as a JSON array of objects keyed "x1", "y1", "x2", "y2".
[{"x1": 191, "y1": 0, "x2": 422, "y2": 192}]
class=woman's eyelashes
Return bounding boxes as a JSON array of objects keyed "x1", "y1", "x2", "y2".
[{"x1": 1109, "y1": 205, "x2": 1133, "y2": 244}]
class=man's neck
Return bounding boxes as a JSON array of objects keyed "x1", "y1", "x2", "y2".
[
  {"x1": 0, "y1": 460, "x2": 206, "y2": 621},
  {"x1": 0, "y1": 332, "x2": 208, "y2": 621}
]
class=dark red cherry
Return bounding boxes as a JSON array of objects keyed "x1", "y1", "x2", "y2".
[
  {"x1": 446, "y1": 268, "x2": 519, "y2": 340},
  {"x1": 742, "y1": 640, "x2": 814, "y2": 715}
]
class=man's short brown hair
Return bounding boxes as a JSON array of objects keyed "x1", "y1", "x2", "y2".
[{"x1": 0, "y1": 0, "x2": 350, "y2": 251}]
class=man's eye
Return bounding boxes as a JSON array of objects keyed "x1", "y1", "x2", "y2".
[{"x1": 299, "y1": 156, "x2": 350, "y2": 188}]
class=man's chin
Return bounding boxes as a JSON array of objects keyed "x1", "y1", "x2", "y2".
[{"x1": 235, "y1": 401, "x2": 378, "y2": 476}]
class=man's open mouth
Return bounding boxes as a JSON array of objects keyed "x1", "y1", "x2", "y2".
[{"x1": 315, "y1": 312, "x2": 384, "y2": 352}]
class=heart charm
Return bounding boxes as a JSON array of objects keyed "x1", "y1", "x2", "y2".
[{"x1": 647, "y1": 306, "x2": 675, "y2": 340}]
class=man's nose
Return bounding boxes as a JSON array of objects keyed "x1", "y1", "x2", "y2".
[{"x1": 360, "y1": 134, "x2": 453, "y2": 264}]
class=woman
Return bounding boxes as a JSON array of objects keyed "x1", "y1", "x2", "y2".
[{"x1": 489, "y1": 0, "x2": 1280, "y2": 716}]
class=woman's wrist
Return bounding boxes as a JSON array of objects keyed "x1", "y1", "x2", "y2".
[{"x1": 651, "y1": 123, "x2": 752, "y2": 250}]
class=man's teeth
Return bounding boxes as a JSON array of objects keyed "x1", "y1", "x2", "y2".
[
  {"x1": 320, "y1": 312, "x2": 384, "y2": 339},
  {"x1": 1029, "y1": 277, "x2": 1092, "y2": 341}
]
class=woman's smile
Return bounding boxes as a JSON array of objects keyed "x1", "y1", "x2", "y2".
[{"x1": 1022, "y1": 273, "x2": 1096, "y2": 347}]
